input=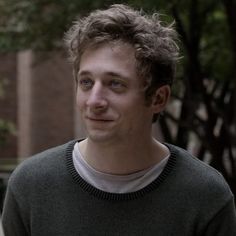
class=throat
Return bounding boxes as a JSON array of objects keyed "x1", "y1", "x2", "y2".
[{"x1": 78, "y1": 138, "x2": 169, "y2": 175}]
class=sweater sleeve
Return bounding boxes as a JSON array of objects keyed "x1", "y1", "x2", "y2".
[
  {"x1": 203, "y1": 197, "x2": 236, "y2": 235},
  {"x1": 2, "y1": 186, "x2": 29, "y2": 236}
]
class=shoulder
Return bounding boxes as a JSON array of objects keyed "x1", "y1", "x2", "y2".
[
  {"x1": 8, "y1": 140, "x2": 76, "y2": 191},
  {"x1": 164, "y1": 144, "x2": 236, "y2": 234},
  {"x1": 166, "y1": 143, "x2": 233, "y2": 202}
]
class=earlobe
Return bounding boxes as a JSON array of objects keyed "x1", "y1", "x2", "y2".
[{"x1": 152, "y1": 85, "x2": 171, "y2": 113}]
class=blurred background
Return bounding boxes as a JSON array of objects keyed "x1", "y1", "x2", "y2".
[{"x1": 0, "y1": 0, "x2": 236, "y2": 213}]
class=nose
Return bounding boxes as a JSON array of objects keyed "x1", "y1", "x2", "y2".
[{"x1": 86, "y1": 82, "x2": 108, "y2": 111}]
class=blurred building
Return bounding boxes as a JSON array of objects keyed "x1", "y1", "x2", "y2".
[
  {"x1": 0, "y1": 50, "x2": 86, "y2": 162},
  {"x1": 0, "y1": 53, "x2": 17, "y2": 159}
]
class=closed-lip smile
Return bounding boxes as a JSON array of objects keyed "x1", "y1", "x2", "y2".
[{"x1": 86, "y1": 116, "x2": 114, "y2": 122}]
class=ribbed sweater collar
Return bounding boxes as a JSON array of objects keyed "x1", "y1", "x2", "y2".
[{"x1": 66, "y1": 140, "x2": 177, "y2": 201}]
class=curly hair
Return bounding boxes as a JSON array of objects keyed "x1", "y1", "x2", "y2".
[{"x1": 65, "y1": 4, "x2": 179, "y2": 120}]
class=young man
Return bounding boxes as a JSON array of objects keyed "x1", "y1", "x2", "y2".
[{"x1": 2, "y1": 4, "x2": 236, "y2": 235}]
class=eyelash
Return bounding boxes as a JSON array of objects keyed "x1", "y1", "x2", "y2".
[
  {"x1": 78, "y1": 78, "x2": 127, "y2": 92},
  {"x1": 109, "y1": 80, "x2": 126, "y2": 89},
  {"x1": 78, "y1": 78, "x2": 93, "y2": 90}
]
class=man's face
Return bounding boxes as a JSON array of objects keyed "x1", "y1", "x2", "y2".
[{"x1": 76, "y1": 42, "x2": 155, "y2": 144}]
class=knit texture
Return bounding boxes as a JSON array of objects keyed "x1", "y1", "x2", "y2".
[{"x1": 2, "y1": 140, "x2": 236, "y2": 235}]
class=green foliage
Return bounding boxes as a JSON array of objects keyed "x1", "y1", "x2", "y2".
[
  {"x1": 0, "y1": 78, "x2": 16, "y2": 146},
  {"x1": 0, "y1": 0, "x2": 179, "y2": 51},
  {"x1": 0, "y1": 119, "x2": 15, "y2": 147},
  {"x1": 0, "y1": 0, "x2": 115, "y2": 51},
  {"x1": 0, "y1": 77, "x2": 9, "y2": 98},
  {"x1": 201, "y1": 8, "x2": 233, "y2": 81}
]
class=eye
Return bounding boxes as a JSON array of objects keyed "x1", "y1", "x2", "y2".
[
  {"x1": 78, "y1": 78, "x2": 94, "y2": 91},
  {"x1": 109, "y1": 79, "x2": 126, "y2": 92}
]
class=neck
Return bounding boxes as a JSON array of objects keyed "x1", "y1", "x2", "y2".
[{"x1": 79, "y1": 137, "x2": 169, "y2": 175}]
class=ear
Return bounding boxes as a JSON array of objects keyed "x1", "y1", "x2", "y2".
[{"x1": 151, "y1": 85, "x2": 171, "y2": 114}]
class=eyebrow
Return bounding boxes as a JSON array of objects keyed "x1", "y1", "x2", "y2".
[
  {"x1": 78, "y1": 70, "x2": 131, "y2": 81},
  {"x1": 77, "y1": 71, "x2": 92, "y2": 77}
]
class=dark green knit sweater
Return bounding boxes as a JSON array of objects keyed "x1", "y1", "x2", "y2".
[{"x1": 2, "y1": 140, "x2": 236, "y2": 235}]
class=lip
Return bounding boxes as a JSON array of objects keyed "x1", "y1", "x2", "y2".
[{"x1": 86, "y1": 117, "x2": 114, "y2": 122}]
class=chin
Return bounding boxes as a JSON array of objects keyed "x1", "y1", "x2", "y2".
[{"x1": 87, "y1": 131, "x2": 117, "y2": 143}]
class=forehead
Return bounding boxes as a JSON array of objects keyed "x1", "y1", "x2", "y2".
[{"x1": 78, "y1": 42, "x2": 138, "y2": 79}]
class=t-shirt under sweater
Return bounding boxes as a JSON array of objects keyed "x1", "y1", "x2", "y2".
[{"x1": 2, "y1": 140, "x2": 236, "y2": 235}]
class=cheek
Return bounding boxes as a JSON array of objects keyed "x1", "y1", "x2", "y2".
[
  {"x1": 76, "y1": 92, "x2": 86, "y2": 110},
  {"x1": 117, "y1": 97, "x2": 145, "y2": 118}
]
